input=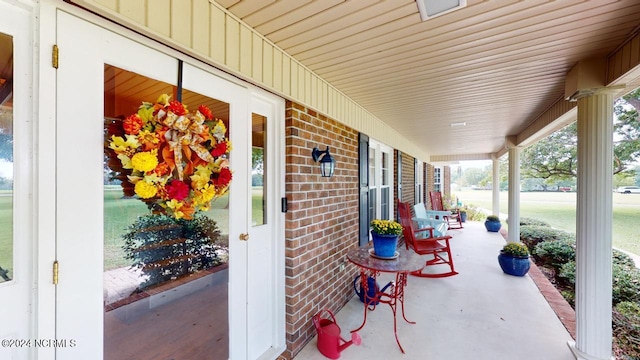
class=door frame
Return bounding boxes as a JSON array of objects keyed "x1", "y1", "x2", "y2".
[
  {"x1": 0, "y1": 2, "x2": 36, "y2": 359},
  {"x1": 37, "y1": 2, "x2": 285, "y2": 358}
]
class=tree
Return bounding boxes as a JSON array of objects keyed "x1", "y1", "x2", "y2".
[
  {"x1": 521, "y1": 89, "x2": 640, "y2": 183},
  {"x1": 521, "y1": 123, "x2": 577, "y2": 180}
]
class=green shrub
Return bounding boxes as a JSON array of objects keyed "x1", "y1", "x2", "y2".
[
  {"x1": 613, "y1": 264, "x2": 640, "y2": 305},
  {"x1": 613, "y1": 301, "x2": 640, "y2": 359},
  {"x1": 534, "y1": 239, "x2": 576, "y2": 268},
  {"x1": 519, "y1": 217, "x2": 550, "y2": 227},
  {"x1": 558, "y1": 261, "x2": 576, "y2": 287},
  {"x1": 614, "y1": 249, "x2": 637, "y2": 269},
  {"x1": 560, "y1": 290, "x2": 575, "y2": 307},
  {"x1": 463, "y1": 204, "x2": 486, "y2": 221},
  {"x1": 486, "y1": 215, "x2": 500, "y2": 222},
  {"x1": 520, "y1": 225, "x2": 574, "y2": 253},
  {"x1": 122, "y1": 213, "x2": 225, "y2": 290}
]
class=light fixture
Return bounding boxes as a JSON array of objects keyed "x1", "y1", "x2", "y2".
[
  {"x1": 416, "y1": 0, "x2": 467, "y2": 21},
  {"x1": 312, "y1": 146, "x2": 336, "y2": 178},
  {"x1": 449, "y1": 122, "x2": 467, "y2": 127}
]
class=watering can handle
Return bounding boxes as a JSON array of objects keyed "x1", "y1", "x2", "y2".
[
  {"x1": 353, "y1": 275, "x2": 362, "y2": 297},
  {"x1": 313, "y1": 309, "x2": 338, "y2": 335}
]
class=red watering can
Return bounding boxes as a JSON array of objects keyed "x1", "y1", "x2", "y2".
[{"x1": 312, "y1": 309, "x2": 361, "y2": 359}]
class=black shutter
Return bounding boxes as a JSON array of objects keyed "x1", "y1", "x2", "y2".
[
  {"x1": 396, "y1": 151, "x2": 402, "y2": 222},
  {"x1": 358, "y1": 133, "x2": 369, "y2": 246}
]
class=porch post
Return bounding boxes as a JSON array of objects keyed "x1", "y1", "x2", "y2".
[
  {"x1": 491, "y1": 155, "x2": 500, "y2": 217},
  {"x1": 506, "y1": 137, "x2": 520, "y2": 243},
  {"x1": 569, "y1": 90, "x2": 616, "y2": 360}
]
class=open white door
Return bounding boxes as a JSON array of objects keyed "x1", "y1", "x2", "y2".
[{"x1": 55, "y1": 9, "x2": 284, "y2": 360}]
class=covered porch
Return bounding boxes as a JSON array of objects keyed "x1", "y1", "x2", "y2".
[{"x1": 296, "y1": 221, "x2": 576, "y2": 360}]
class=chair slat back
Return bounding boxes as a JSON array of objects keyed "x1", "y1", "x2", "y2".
[
  {"x1": 429, "y1": 191, "x2": 444, "y2": 211},
  {"x1": 397, "y1": 201, "x2": 417, "y2": 250}
]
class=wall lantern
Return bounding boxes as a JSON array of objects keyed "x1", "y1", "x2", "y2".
[{"x1": 311, "y1": 146, "x2": 336, "y2": 178}]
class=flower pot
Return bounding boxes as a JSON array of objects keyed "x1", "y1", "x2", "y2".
[
  {"x1": 371, "y1": 232, "x2": 399, "y2": 258},
  {"x1": 485, "y1": 220, "x2": 501, "y2": 232},
  {"x1": 498, "y1": 252, "x2": 530, "y2": 276}
]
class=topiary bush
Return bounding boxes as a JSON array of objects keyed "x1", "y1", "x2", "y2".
[
  {"x1": 122, "y1": 213, "x2": 226, "y2": 290},
  {"x1": 520, "y1": 225, "x2": 574, "y2": 253},
  {"x1": 613, "y1": 301, "x2": 640, "y2": 359},
  {"x1": 534, "y1": 239, "x2": 576, "y2": 268}
]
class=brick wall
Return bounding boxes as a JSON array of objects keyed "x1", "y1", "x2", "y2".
[
  {"x1": 283, "y1": 101, "x2": 359, "y2": 358},
  {"x1": 426, "y1": 163, "x2": 435, "y2": 209},
  {"x1": 444, "y1": 165, "x2": 451, "y2": 198},
  {"x1": 400, "y1": 152, "x2": 415, "y2": 206}
]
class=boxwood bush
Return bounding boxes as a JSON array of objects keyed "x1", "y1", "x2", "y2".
[
  {"x1": 519, "y1": 217, "x2": 551, "y2": 227},
  {"x1": 534, "y1": 239, "x2": 576, "y2": 268},
  {"x1": 520, "y1": 225, "x2": 575, "y2": 253}
]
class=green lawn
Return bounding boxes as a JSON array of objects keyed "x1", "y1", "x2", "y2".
[
  {"x1": 103, "y1": 186, "x2": 231, "y2": 270},
  {"x1": 455, "y1": 190, "x2": 640, "y2": 256}
]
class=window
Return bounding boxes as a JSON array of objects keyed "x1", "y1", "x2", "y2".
[
  {"x1": 369, "y1": 139, "x2": 393, "y2": 221},
  {"x1": 434, "y1": 166, "x2": 442, "y2": 193}
]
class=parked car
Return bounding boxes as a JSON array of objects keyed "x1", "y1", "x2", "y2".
[{"x1": 616, "y1": 186, "x2": 640, "y2": 194}]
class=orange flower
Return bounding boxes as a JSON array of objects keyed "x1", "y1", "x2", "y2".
[
  {"x1": 123, "y1": 114, "x2": 143, "y2": 135},
  {"x1": 153, "y1": 162, "x2": 171, "y2": 176},
  {"x1": 168, "y1": 100, "x2": 187, "y2": 116},
  {"x1": 198, "y1": 105, "x2": 213, "y2": 120}
]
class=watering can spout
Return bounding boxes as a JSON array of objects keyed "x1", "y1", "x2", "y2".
[{"x1": 338, "y1": 332, "x2": 362, "y2": 353}]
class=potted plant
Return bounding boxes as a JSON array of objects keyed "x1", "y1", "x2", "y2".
[
  {"x1": 498, "y1": 242, "x2": 530, "y2": 276},
  {"x1": 459, "y1": 208, "x2": 467, "y2": 223},
  {"x1": 370, "y1": 219, "x2": 403, "y2": 258},
  {"x1": 484, "y1": 215, "x2": 502, "y2": 232}
]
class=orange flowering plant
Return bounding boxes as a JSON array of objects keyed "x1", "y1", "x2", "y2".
[{"x1": 107, "y1": 94, "x2": 232, "y2": 220}]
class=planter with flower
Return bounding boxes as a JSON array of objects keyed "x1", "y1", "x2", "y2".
[
  {"x1": 105, "y1": 94, "x2": 232, "y2": 288},
  {"x1": 370, "y1": 219, "x2": 403, "y2": 258},
  {"x1": 498, "y1": 242, "x2": 530, "y2": 276},
  {"x1": 484, "y1": 215, "x2": 502, "y2": 232}
]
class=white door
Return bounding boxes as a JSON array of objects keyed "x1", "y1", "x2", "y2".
[
  {"x1": 0, "y1": 3, "x2": 34, "y2": 360},
  {"x1": 55, "y1": 10, "x2": 283, "y2": 359}
]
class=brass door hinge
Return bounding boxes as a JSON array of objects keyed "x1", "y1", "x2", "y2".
[
  {"x1": 53, "y1": 260, "x2": 59, "y2": 285},
  {"x1": 52, "y1": 45, "x2": 59, "y2": 69}
]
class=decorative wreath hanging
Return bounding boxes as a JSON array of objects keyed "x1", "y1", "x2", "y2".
[{"x1": 106, "y1": 94, "x2": 232, "y2": 220}]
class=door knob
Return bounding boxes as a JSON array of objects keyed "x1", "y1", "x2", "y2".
[{"x1": 239, "y1": 233, "x2": 249, "y2": 241}]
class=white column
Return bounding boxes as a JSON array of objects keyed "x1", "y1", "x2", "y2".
[
  {"x1": 507, "y1": 143, "x2": 520, "y2": 243},
  {"x1": 569, "y1": 90, "x2": 615, "y2": 360},
  {"x1": 492, "y1": 156, "x2": 500, "y2": 216}
]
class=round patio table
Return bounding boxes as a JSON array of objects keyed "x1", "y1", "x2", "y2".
[{"x1": 347, "y1": 244, "x2": 424, "y2": 353}]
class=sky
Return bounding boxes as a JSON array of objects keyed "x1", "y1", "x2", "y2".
[{"x1": 0, "y1": 159, "x2": 11, "y2": 179}]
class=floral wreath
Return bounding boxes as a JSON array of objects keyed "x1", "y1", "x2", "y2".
[{"x1": 107, "y1": 94, "x2": 232, "y2": 220}]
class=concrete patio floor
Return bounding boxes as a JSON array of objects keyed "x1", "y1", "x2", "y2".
[{"x1": 295, "y1": 221, "x2": 576, "y2": 360}]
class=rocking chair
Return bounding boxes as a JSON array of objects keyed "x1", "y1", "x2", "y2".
[
  {"x1": 397, "y1": 200, "x2": 458, "y2": 278},
  {"x1": 429, "y1": 191, "x2": 463, "y2": 230}
]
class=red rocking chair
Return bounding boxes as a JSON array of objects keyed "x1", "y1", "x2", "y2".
[
  {"x1": 429, "y1": 191, "x2": 463, "y2": 230},
  {"x1": 398, "y1": 200, "x2": 458, "y2": 278}
]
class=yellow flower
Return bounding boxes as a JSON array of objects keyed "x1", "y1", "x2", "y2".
[
  {"x1": 156, "y1": 94, "x2": 171, "y2": 106},
  {"x1": 134, "y1": 180, "x2": 157, "y2": 199},
  {"x1": 190, "y1": 165, "x2": 212, "y2": 190},
  {"x1": 166, "y1": 199, "x2": 185, "y2": 219},
  {"x1": 109, "y1": 134, "x2": 139, "y2": 153},
  {"x1": 131, "y1": 150, "x2": 158, "y2": 172}
]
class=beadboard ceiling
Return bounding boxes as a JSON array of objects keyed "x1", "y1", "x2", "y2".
[{"x1": 216, "y1": 0, "x2": 640, "y2": 159}]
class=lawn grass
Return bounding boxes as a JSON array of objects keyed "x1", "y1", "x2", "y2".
[
  {"x1": 103, "y1": 186, "x2": 231, "y2": 270},
  {"x1": 456, "y1": 190, "x2": 640, "y2": 256}
]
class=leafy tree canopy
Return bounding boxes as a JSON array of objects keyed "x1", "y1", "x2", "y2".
[{"x1": 521, "y1": 89, "x2": 640, "y2": 182}]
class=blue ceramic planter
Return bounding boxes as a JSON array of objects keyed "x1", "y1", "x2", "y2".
[
  {"x1": 498, "y1": 252, "x2": 530, "y2": 276},
  {"x1": 485, "y1": 220, "x2": 502, "y2": 232},
  {"x1": 371, "y1": 232, "x2": 399, "y2": 258}
]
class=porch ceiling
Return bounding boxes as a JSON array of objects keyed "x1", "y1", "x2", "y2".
[{"x1": 217, "y1": 0, "x2": 640, "y2": 159}]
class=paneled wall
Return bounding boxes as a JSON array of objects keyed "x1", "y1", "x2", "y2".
[{"x1": 72, "y1": 0, "x2": 430, "y2": 162}]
